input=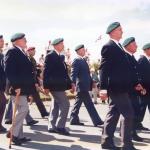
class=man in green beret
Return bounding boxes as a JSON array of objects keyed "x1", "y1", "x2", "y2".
[
  {"x1": 99, "y1": 22, "x2": 136, "y2": 150},
  {"x1": 4, "y1": 33, "x2": 37, "y2": 145},
  {"x1": 43, "y1": 38, "x2": 72, "y2": 136},
  {"x1": 123, "y1": 37, "x2": 145, "y2": 142},
  {"x1": 0, "y1": 35, "x2": 7, "y2": 133},
  {"x1": 70, "y1": 44, "x2": 103, "y2": 126},
  {"x1": 137, "y1": 43, "x2": 150, "y2": 131}
]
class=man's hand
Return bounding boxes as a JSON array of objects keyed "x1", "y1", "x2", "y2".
[
  {"x1": 135, "y1": 84, "x2": 143, "y2": 91},
  {"x1": 141, "y1": 89, "x2": 147, "y2": 95},
  {"x1": 135, "y1": 84, "x2": 146, "y2": 95},
  {"x1": 92, "y1": 82, "x2": 97, "y2": 88},
  {"x1": 44, "y1": 89, "x2": 50, "y2": 96},
  {"x1": 70, "y1": 83, "x2": 76, "y2": 93},
  {"x1": 15, "y1": 88, "x2": 21, "y2": 96},
  {"x1": 28, "y1": 95, "x2": 33, "y2": 105},
  {"x1": 99, "y1": 90, "x2": 108, "y2": 101}
]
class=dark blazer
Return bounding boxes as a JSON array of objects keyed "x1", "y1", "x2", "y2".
[
  {"x1": 99, "y1": 40, "x2": 131, "y2": 93},
  {"x1": 71, "y1": 57, "x2": 92, "y2": 92},
  {"x1": 125, "y1": 53, "x2": 142, "y2": 95},
  {"x1": 4, "y1": 46, "x2": 36, "y2": 95},
  {"x1": 0, "y1": 53, "x2": 6, "y2": 91},
  {"x1": 29, "y1": 56, "x2": 39, "y2": 84},
  {"x1": 138, "y1": 55, "x2": 150, "y2": 94},
  {"x1": 43, "y1": 50, "x2": 71, "y2": 91}
]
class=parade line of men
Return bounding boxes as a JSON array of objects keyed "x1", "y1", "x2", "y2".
[{"x1": 0, "y1": 21, "x2": 150, "y2": 150}]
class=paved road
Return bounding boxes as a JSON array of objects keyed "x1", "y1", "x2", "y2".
[{"x1": 0, "y1": 100, "x2": 150, "y2": 150}]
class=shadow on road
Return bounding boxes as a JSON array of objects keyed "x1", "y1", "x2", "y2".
[
  {"x1": 21, "y1": 142, "x2": 91, "y2": 150},
  {"x1": 71, "y1": 132, "x2": 101, "y2": 144}
]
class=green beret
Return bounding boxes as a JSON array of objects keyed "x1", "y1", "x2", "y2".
[
  {"x1": 142, "y1": 43, "x2": 150, "y2": 50},
  {"x1": 11, "y1": 33, "x2": 25, "y2": 42},
  {"x1": 122, "y1": 37, "x2": 135, "y2": 47},
  {"x1": 0, "y1": 35, "x2": 3, "y2": 39},
  {"x1": 52, "y1": 38, "x2": 64, "y2": 45},
  {"x1": 75, "y1": 44, "x2": 84, "y2": 51},
  {"x1": 106, "y1": 22, "x2": 120, "y2": 34}
]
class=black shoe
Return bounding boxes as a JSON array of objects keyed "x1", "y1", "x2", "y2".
[
  {"x1": 94, "y1": 121, "x2": 104, "y2": 127},
  {"x1": 70, "y1": 122, "x2": 84, "y2": 126},
  {"x1": 48, "y1": 128, "x2": 58, "y2": 133},
  {"x1": 56, "y1": 128, "x2": 70, "y2": 136},
  {"x1": 20, "y1": 137, "x2": 31, "y2": 143},
  {"x1": 102, "y1": 100, "x2": 106, "y2": 104},
  {"x1": 42, "y1": 112, "x2": 49, "y2": 118},
  {"x1": 136, "y1": 124, "x2": 149, "y2": 131},
  {"x1": 132, "y1": 134, "x2": 143, "y2": 142},
  {"x1": 0, "y1": 126, "x2": 7, "y2": 133},
  {"x1": 101, "y1": 144, "x2": 121, "y2": 150},
  {"x1": 138, "y1": 126, "x2": 149, "y2": 131},
  {"x1": 5, "y1": 120, "x2": 12, "y2": 124},
  {"x1": 12, "y1": 136, "x2": 22, "y2": 145},
  {"x1": 27, "y1": 120, "x2": 39, "y2": 126}
]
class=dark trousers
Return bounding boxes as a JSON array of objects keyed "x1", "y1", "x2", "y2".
[
  {"x1": 32, "y1": 91, "x2": 48, "y2": 117},
  {"x1": 0, "y1": 91, "x2": 7, "y2": 127},
  {"x1": 139, "y1": 95, "x2": 150, "y2": 123},
  {"x1": 120, "y1": 94, "x2": 141, "y2": 136},
  {"x1": 70, "y1": 91, "x2": 102, "y2": 126},
  {"x1": 102, "y1": 92, "x2": 134, "y2": 147},
  {"x1": 129, "y1": 94, "x2": 141, "y2": 129},
  {"x1": 5, "y1": 98, "x2": 12, "y2": 121}
]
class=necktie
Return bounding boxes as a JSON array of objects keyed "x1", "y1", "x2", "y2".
[
  {"x1": 83, "y1": 58, "x2": 88, "y2": 65},
  {"x1": 118, "y1": 43, "x2": 124, "y2": 50},
  {"x1": 132, "y1": 55, "x2": 136, "y2": 61},
  {"x1": 22, "y1": 49, "x2": 27, "y2": 56}
]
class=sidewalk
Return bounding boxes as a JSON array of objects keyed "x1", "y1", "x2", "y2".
[{"x1": 0, "y1": 100, "x2": 150, "y2": 150}]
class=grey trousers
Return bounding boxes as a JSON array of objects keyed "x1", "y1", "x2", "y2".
[
  {"x1": 5, "y1": 98, "x2": 34, "y2": 123},
  {"x1": 11, "y1": 95, "x2": 29, "y2": 138},
  {"x1": 101, "y1": 92, "x2": 134, "y2": 147},
  {"x1": 48, "y1": 91, "x2": 70, "y2": 130}
]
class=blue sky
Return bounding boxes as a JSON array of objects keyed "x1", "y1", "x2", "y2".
[{"x1": 0, "y1": 0, "x2": 150, "y2": 61}]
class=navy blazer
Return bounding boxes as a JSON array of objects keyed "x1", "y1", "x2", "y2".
[
  {"x1": 99, "y1": 40, "x2": 132, "y2": 93},
  {"x1": 125, "y1": 53, "x2": 142, "y2": 95},
  {"x1": 4, "y1": 46, "x2": 36, "y2": 95},
  {"x1": 138, "y1": 55, "x2": 150, "y2": 94},
  {"x1": 43, "y1": 50, "x2": 71, "y2": 91},
  {"x1": 0, "y1": 53, "x2": 6, "y2": 91},
  {"x1": 71, "y1": 57, "x2": 92, "y2": 92}
]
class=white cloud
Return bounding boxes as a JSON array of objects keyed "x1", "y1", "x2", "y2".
[{"x1": 1, "y1": 0, "x2": 150, "y2": 61}]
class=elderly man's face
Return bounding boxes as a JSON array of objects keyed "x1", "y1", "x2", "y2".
[
  {"x1": 126, "y1": 41, "x2": 137, "y2": 54},
  {"x1": 15, "y1": 37, "x2": 27, "y2": 49},
  {"x1": 144, "y1": 48, "x2": 150, "y2": 57},
  {"x1": 110, "y1": 26, "x2": 123, "y2": 40},
  {"x1": 77, "y1": 48, "x2": 86, "y2": 57},
  {"x1": 54, "y1": 41, "x2": 64, "y2": 52},
  {"x1": 58, "y1": 41, "x2": 64, "y2": 51}
]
